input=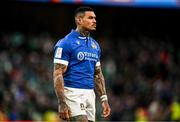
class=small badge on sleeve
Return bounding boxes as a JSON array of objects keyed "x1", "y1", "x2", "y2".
[{"x1": 55, "y1": 47, "x2": 62, "y2": 58}]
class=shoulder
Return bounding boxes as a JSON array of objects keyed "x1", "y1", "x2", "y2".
[
  {"x1": 55, "y1": 34, "x2": 74, "y2": 48},
  {"x1": 90, "y1": 37, "x2": 101, "y2": 49}
]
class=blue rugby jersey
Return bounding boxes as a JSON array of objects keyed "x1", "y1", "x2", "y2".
[{"x1": 53, "y1": 29, "x2": 101, "y2": 89}]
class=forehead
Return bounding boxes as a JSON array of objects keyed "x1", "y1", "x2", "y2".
[{"x1": 84, "y1": 11, "x2": 96, "y2": 17}]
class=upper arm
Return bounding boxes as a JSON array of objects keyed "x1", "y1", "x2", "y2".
[
  {"x1": 94, "y1": 65, "x2": 102, "y2": 78},
  {"x1": 53, "y1": 63, "x2": 67, "y2": 79},
  {"x1": 96, "y1": 41, "x2": 101, "y2": 67}
]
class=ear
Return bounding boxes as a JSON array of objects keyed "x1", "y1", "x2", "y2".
[{"x1": 75, "y1": 17, "x2": 82, "y2": 25}]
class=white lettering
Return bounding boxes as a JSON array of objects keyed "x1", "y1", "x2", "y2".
[{"x1": 77, "y1": 51, "x2": 98, "y2": 61}]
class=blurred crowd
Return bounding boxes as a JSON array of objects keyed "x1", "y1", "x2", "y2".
[
  {"x1": 0, "y1": 30, "x2": 180, "y2": 121},
  {"x1": 0, "y1": 31, "x2": 57, "y2": 121},
  {"x1": 98, "y1": 33, "x2": 180, "y2": 121}
]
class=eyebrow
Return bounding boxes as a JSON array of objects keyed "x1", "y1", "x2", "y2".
[{"x1": 88, "y1": 16, "x2": 96, "y2": 18}]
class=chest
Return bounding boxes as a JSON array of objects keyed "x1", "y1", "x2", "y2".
[{"x1": 71, "y1": 40, "x2": 99, "y2": 62}]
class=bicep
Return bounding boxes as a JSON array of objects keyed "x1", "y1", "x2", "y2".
[
  {"x1": 53, "y1": 63, "x2": 67, "y2": 77},
  {"x1": 94, "y1": 66, "x2": 103, "y2": 78}
]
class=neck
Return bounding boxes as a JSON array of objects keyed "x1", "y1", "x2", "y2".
[{"x1": 76, "y1": 27, "x2": 89, "y2": 37}]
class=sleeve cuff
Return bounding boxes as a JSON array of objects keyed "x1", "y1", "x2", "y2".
[
  {"x1": 54, "y1": 59, "x2": 69, "y2": 65},
  {"x1": 96, "y1": 61, "x2": 101, "y2": 66}
]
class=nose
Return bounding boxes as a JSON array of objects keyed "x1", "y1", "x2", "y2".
[{"x1": 93, "y1": 18, "x2": 96, "y2": 23}]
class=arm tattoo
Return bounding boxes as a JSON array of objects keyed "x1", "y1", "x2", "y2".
[
  {"x1": 94, "y1": 66, "x2": 107, "y2": 97},
  {"x1": 53, "y1": 63, "x2": 67, "y2": 103}
]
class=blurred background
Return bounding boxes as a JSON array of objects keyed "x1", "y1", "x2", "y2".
[{"x1": 0, "y1": 0, "x2": 180, "y2": 121}]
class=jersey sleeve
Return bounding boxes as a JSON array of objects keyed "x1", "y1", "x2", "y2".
[
  {"x1": 96, "y1": 44, "x2": 101, "y2": 67},
  {"x1": 53, "y1": 39, "x2": 71, "y2": 66}
]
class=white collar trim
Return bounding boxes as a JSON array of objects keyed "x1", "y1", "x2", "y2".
[{"x1": 78, "y1": 36, "x2": 86, "y2": 39}]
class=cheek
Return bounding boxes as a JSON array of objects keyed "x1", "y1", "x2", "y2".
[
  {"x1": 82, "y1": 22, "x2": 90, "y2": 28},
  {"x1": 87, "y1": 21, "x2": 93, "y2": 26},
  {"x1": 84, "y1": 20, "x2": 92, "y2": 25}
]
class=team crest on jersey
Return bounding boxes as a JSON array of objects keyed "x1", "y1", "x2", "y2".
[{"x1": 91, "y1": 41, "x2": 97, "y2": 49}]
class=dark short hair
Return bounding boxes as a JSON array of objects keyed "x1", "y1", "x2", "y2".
[{"x1": 74, "y1": 6, "x2": 94, "y2": 17}]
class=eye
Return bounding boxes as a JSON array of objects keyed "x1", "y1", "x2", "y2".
[
  {"x1": 88, "y1": 16, "x2": 96, "y2": 19},
  {"x1": 88, "y1": 16, "x2": 93, "y2": 19}
]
